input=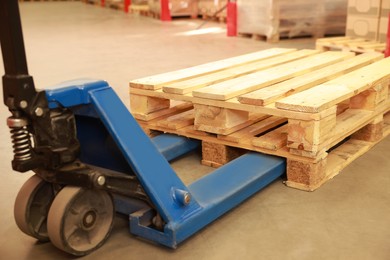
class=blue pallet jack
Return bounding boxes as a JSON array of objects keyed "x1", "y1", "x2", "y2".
[{"x1": 0, "y1": 0, "x2": 285, "y2": 256}]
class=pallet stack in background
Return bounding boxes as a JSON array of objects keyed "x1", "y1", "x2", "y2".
[
  {"x1": 237, "y1": 0, "x2": 348, "y2": 42},
  {"x1": 379, "y1": 0, "x2": 390, "y2": 42},
  {"x1": 346, "y1": 0, "x2": 389, "y2": 42},
  {"x1": 147, "y1": 0, "x2": 227, "y2": 20},
  {"x1": 197, "y1": 0, "x2": 227, "y2": 22},
  {"x1": 148, "y1": 0, "x2": 198, "y2": 18}
]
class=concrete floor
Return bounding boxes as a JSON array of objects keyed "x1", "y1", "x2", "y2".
[{"x1": 1, "y1": 2, "x2": 390, "y2": 259}]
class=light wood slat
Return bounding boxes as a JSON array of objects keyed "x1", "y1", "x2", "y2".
[
  {"x1": 156, "y1": 109, "x2": 194, "y2": 130},
  {"x1": 192, "y1": 51, "x2": 355, "y2": 101},
  {"x1": 217, "y1": 116, "x2": 286, "y2": 143},
  {"x1": 129, "y1": 48, "x2": 296, "y2": 90},
  {"x1": 162, "y1": 49, "x2": 319, "y2": 95},
  {"x1": 238, "y1": 52, "x2": 383, "y2": 106},
  {"x1": 133, "y1": 102, "x2": 193, "y2": 121},
  {"x1": 347, "y1": 41, "x2": 384, "y2": 47},
  {"x1": 193, "y1": 107, "x2": 268, "y2": 135},
  {"x1": 339, "y1": 38, "x2": 368, "y2": 45},
  {"x1": 276, "y1": 58, "x2": 390, "y2": 113},
  {"x1": 251, "y1": 125, "x2": 288, "y2": 150},
  {"x1": 358, "y1": 43, "x2": 386, "y2": 50},
  {"x1": 316, "y1": 36, "x2": 350, "y2": 43},
  {"x1": 319, "y1": 38, "x2": 365, "y2": 45},
  {"x1": 324, "y1": 139, "x2": 373, "y2": 182}
]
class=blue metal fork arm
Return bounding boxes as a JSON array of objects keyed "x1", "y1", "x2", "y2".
[
  {"x1": 130, "y1": 152, "x2": 285, "y2": 247},
  {"x1": 46, "y1": 80, "x2": 286, "y2": 248}
]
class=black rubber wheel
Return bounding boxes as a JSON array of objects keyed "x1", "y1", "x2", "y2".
[
  {"x1": 14, "y1": 175, "x2": 55, "y2": 241},
  {"x1": 47, "y1": 186, "x2": 114, "y2": 256}
]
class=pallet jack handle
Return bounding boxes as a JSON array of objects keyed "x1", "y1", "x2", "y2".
[
  {"x1": 0, "y1": 0, "x2": 29, "y2": 76},
  {"x1": 0, "y1": 0, "x2": 39, "y2": 112}
]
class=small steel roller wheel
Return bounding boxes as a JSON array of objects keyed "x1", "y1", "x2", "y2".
[
  {"x1": 47, "y1": 186, "x2": 114, "y2": 256},
  {"x1": 14, "y1": 174, "x2": 55, "y2": 241}
]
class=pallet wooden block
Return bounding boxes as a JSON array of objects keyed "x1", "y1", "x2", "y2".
[
  {"x1": 129, "y1": 48, "x2": 390, "y2": 191},
  {"x1": 201, "y1": 141, "x2": 245, "y2": 168}
]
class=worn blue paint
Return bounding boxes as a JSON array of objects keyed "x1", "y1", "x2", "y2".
[
  {"x1": 46, "y1": 79, "x2": 110, "y2": 109},
  {"x1": 45, "y1": 79, "x2": 286, "y2": 248}
]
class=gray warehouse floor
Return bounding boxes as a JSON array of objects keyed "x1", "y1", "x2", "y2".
[{"x1": 1, "y1": 3, "x2": 390, "y2": 259}]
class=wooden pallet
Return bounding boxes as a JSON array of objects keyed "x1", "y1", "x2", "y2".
[
  {"x1": 316, "y1": 36, "x2": 387, "y2": 54},
  {"x1": 238, "y1": 33, "x2": 279, "y2": 43},
  {"x1": 129, "y1": 48, "x2": 390, "y2": 191},
  {"x1": 106, "y1": 0, "x2": 123, "y2": 10},
  {"x1": 130, "y1": 4, "x2": 149, "y2": 15},
  {"x1": 198, "y1": 0, "x2": 227, "y2": 23},
  {"x1": 200, "y1": 13, "x2": 226, "y2": 23},
  {"x1": 83, "y1": 0, "x2": 100, "y2": 5},
  {"x1": 148, "y1": 0, "x2": 198, "y2": 19}
]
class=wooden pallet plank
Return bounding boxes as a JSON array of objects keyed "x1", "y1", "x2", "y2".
[
  {"x1": 324, "y1": 139, "x2": 372, "y2": 181},
  {"x1": 316, "y1": 36, "x2": 350, "y2": 43},
  {"x1": 319, "y1": 38, "x2": 366, "y2": 45},
  {"x1": 339, "y1": 38, "x2": 368, "y2": 45},
  {"x1": 156, "y1": 109, "x2": 194, "y2": 130},
  {"x1": 133, "y1": 102, "x2": 193, "y2": 121},
  {"x1": 276, "y1": 58, "x2": 390, "y2": 113},
  {"x1": 129, "y1": 48, "x2": 296, "y2": 90},
  {"x1": 217, "y1": 116, "x2": 286, "y2": 143},
  {"x1": 193, "y1": 104, "x2": 271, "y2": 135},
  {"x1": 192, "y1": 51, "x2": 354, "y2": 101},
  {"x1": 252, "y1": 125, "x2": 288, "y2": 150},
  {"x1": 238, "y1": 52, "x2": 383, "y2": 106},
  {"x1": 130, "y1": 4, "x2": 149, "y2": 12},
  {"x1": 347, "y1": 41, "x2": 383, "y2": 47},
  {"x1": 162, "y1": 49, "x2": 319, "y2": 95}
]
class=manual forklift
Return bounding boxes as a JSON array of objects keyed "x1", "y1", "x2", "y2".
[{"x1": 0, "y1": 0, "x2": 285, "y2": 255}]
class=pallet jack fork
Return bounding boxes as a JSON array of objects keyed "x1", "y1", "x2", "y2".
[{"x1": 0, "y1": 0, "x2": 285, "y2": 256}]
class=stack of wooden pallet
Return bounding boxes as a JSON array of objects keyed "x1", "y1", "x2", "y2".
[
  {"x1": 198, "y1": 0, "x2": 227, "y2": 22},
  {"x1": 130, "y1": 2, "x2": 150, "y2": 15},
  {"x1": 105, "y1": 0, "x2": 124, "y2": 10},
  {"x1": 346, "y1": 0, "x2": 389, "y2": 43},
  {"x1": 148, "y1": 0, "x2": 198, "y2": 18},
  {"x1": 237, "y1": 0, "x2": 347, "y2": 42},
  {"x1": 316, "y1": 36, "x2": 387, "y2": 53},
  {"x1": 129, "y1": 48, "x2": 390, "y2": 191},
  {"x1": 316, "y1": 0, "x2": 389, "y2": 54}
]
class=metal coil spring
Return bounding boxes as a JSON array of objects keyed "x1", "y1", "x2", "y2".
[{"x1": 10, "y1": 125, "x2": 33, "y2": 162}]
